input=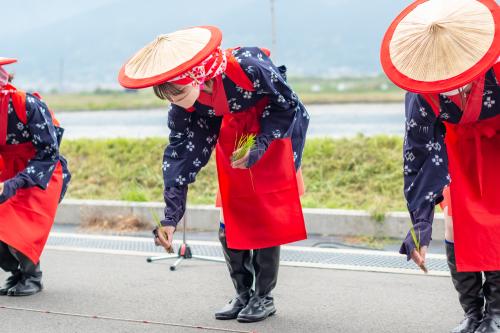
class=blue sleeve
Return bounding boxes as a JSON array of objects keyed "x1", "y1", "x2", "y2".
[
  {"x1": 160, "y1": 185, "x2": 188, "y2": 228},
  {"x1": 237, "y1": 48, "x2": 309, "y2": 168},
  {"x1": 403, "y1": 93, "x2": 450, "y2": 214},
  {"x1": 162, "y1": 104, "x2": 222, "y2": 187},
  {"x1": 241, "y1": 48, "x2": 302, "y2": 140},
  {"x1": 399, "y1": 93, "x2": 450, "y2": 259},
  {"x1": 160, "y1": 104, "x2": 221, "y2": 227},
  {"x1": 11, "y1": 94, "x2": 60, "y2": 190}
]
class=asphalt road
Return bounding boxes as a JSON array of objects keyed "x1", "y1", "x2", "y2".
[{"x1": 0, "y1": 249, "x2": 461, "y2": 333}]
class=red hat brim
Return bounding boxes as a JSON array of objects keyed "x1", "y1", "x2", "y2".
[
  {"x1": 0, "y1": 58, "x2": 17, "y2": 66},
  {"x1": 381, "y1": 0, "x2": 500, "y2": 94},
  {"x1": 118, "y1": 26, "x2": 222, "y2": 89}
]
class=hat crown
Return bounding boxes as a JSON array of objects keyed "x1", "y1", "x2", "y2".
[
  {"x1": 154, "y1": 35, "x2": 167, "y2": 42},
  {"x1": 118, "y1": 26, "x2": 223, "y2": 89},
  {"x1": 124, "y1": 27, "x2": 212, "y2": 80},
  {"x1": 389, "y1": 0, "x2": 495, "y2": 82},
  {"x1": 428, "y1": 22, "x2": 443, "y2": 33}
]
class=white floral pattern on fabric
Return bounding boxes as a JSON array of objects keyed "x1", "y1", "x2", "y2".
[
  {"x1": 403, "y1": 93, "x2": 450, "y2": 212},
  {"x1": 162, "y1": 47, "x2": 309, "y2": 190},
  {"x1": 484, "y1": 96, "x2": 496, "y2": 109},
  {"x1": 432, "y1": 154, "x2": 443, "y2": 166},
  {"x1": 404, "y1": 165, "x2": 412, "y2": 176},
  {"x1": 403, "y1": 67, "x2": 500, "y2": 216},
  {"x1": 425, "y1": 192, "x2": 437, "y2": 202},
  {"x1": 175, "y1": 175, "x2": 186, "y2": 185},
  {"x1": 4, "y1": 93, "x2": 71, "y2": 192},
  {"x1": 160, "y1": 47, "x2": 310, "y2": 227}
]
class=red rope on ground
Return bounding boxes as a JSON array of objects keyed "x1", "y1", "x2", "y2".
[{"x1": 0, "y1": 305, "x2": 257, "y2": 333}]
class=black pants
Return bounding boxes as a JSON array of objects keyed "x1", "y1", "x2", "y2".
[
  {"x1": 0, "y1": 241, "x2": 40, "y2": 276},
  {"x1": 0, "y1": 241, "x2": 21, "y2": 273}
]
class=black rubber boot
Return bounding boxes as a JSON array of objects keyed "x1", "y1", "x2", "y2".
[
  {"x1": 0, "y1": 241, "x2": 23, "y2": 296},
  {"x1": 237, "y1": 246, "x2": 280, "y2": 323},
  {"x1": 215, "y1": 228, "x2": 253, "y2": 320},
  {"x1": 7, "y1": 247, "x2": 43, "y2": 297},
  {"x1": 446, "y1": 242, "x2": 483, "y2": 333},
  {"x1": 475, "y1": 271, "x2": 500, "y2": 333},
  {"x1": 0, "y1": 270, "x2": 22, "y2": 296}
]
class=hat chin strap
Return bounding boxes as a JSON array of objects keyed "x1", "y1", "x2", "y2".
[
  {"x1": 441, "y1": 84, "x2": 472, "y2": 97},
  {"x1": 0, "y1": 66, "x2": 9, "y2": 87}
]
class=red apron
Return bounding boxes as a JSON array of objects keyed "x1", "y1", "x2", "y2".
[
  {"x1": 423, "y1": 66, "x2": 500, "y2": 272},
  {"x1": 205, "y1": 51, "x2": 306, "y2": 250},
  {"x1": 0, "y1": 86, "x2": 63, "y2": 264}
]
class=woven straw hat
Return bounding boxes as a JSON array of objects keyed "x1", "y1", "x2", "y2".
[
  {"x1": 0, "y1": 58, "x2": 17, "y2": 66},
  {"x1": 381, "y1": 0, "x2": 500, "y2": 93},
  {"x1": 118, "y1": 26, "x2": 222, "y2": 89}
]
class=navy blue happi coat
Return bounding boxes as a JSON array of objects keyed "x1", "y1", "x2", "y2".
[{"x1": 160, "y1": 47, "x2": 310, "y2": 227}]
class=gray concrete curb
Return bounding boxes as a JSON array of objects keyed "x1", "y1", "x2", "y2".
[{"x1": 55, "y1": 199, "x2": 446, "y2": 240}]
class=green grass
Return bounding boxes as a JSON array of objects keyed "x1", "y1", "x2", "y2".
[
  {"x1": 43, "y1": 76, "x2": 404, "y2": 111},
  {"x1": 60, "y1": 135, "x2": 406, "y2": 216},
  {"x1": 289, "y1": 76, "x2": 404, "y2": 105}
]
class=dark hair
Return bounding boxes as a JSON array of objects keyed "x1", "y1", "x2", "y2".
[
  {"x1": 153, "y1": 82, "x2": 184, "y2": 100},
  {"x1": 8, "y1": 73, "x2": 14, "y2": 83}
]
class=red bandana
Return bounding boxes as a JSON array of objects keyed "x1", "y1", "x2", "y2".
[{"x1": 168, "y1": 46, "x2": 227, "y2": 86}]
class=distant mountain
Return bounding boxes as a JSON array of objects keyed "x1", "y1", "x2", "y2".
[{"x1": 3, "y1": 0, "x2": 412, "y2": 91}]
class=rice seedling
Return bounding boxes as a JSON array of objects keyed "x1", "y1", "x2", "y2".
[{"x1": 231, "y1": 134, "x2": 256, "y2": 162}]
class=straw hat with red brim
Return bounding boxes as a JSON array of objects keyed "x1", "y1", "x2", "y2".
[
  {"x1": 381, "y1": 0, "x2": 500, "y2": 94},
  {"x1": 0, "y1": 58, "x2": 17, "y2": 66},
  {"x1": 118, "y1": 26, "x2": 222, "y2": 89}
]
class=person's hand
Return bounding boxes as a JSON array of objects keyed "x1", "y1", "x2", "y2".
[
  {"x1": 231, "y1": 149, "x2": 251, "y2": 169},
  {"x1": 411, "y1": 246, "x2": 429, "y2": 273},
  {"x1": 0, "y1": 183, "x2": 4, "y2": 194},
  {"x1": 399, "y1": 217, "x2": 433, "y2": 273},
  {"x1": 155, "y1": 226, "x2": 176, "y2": 253}
]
